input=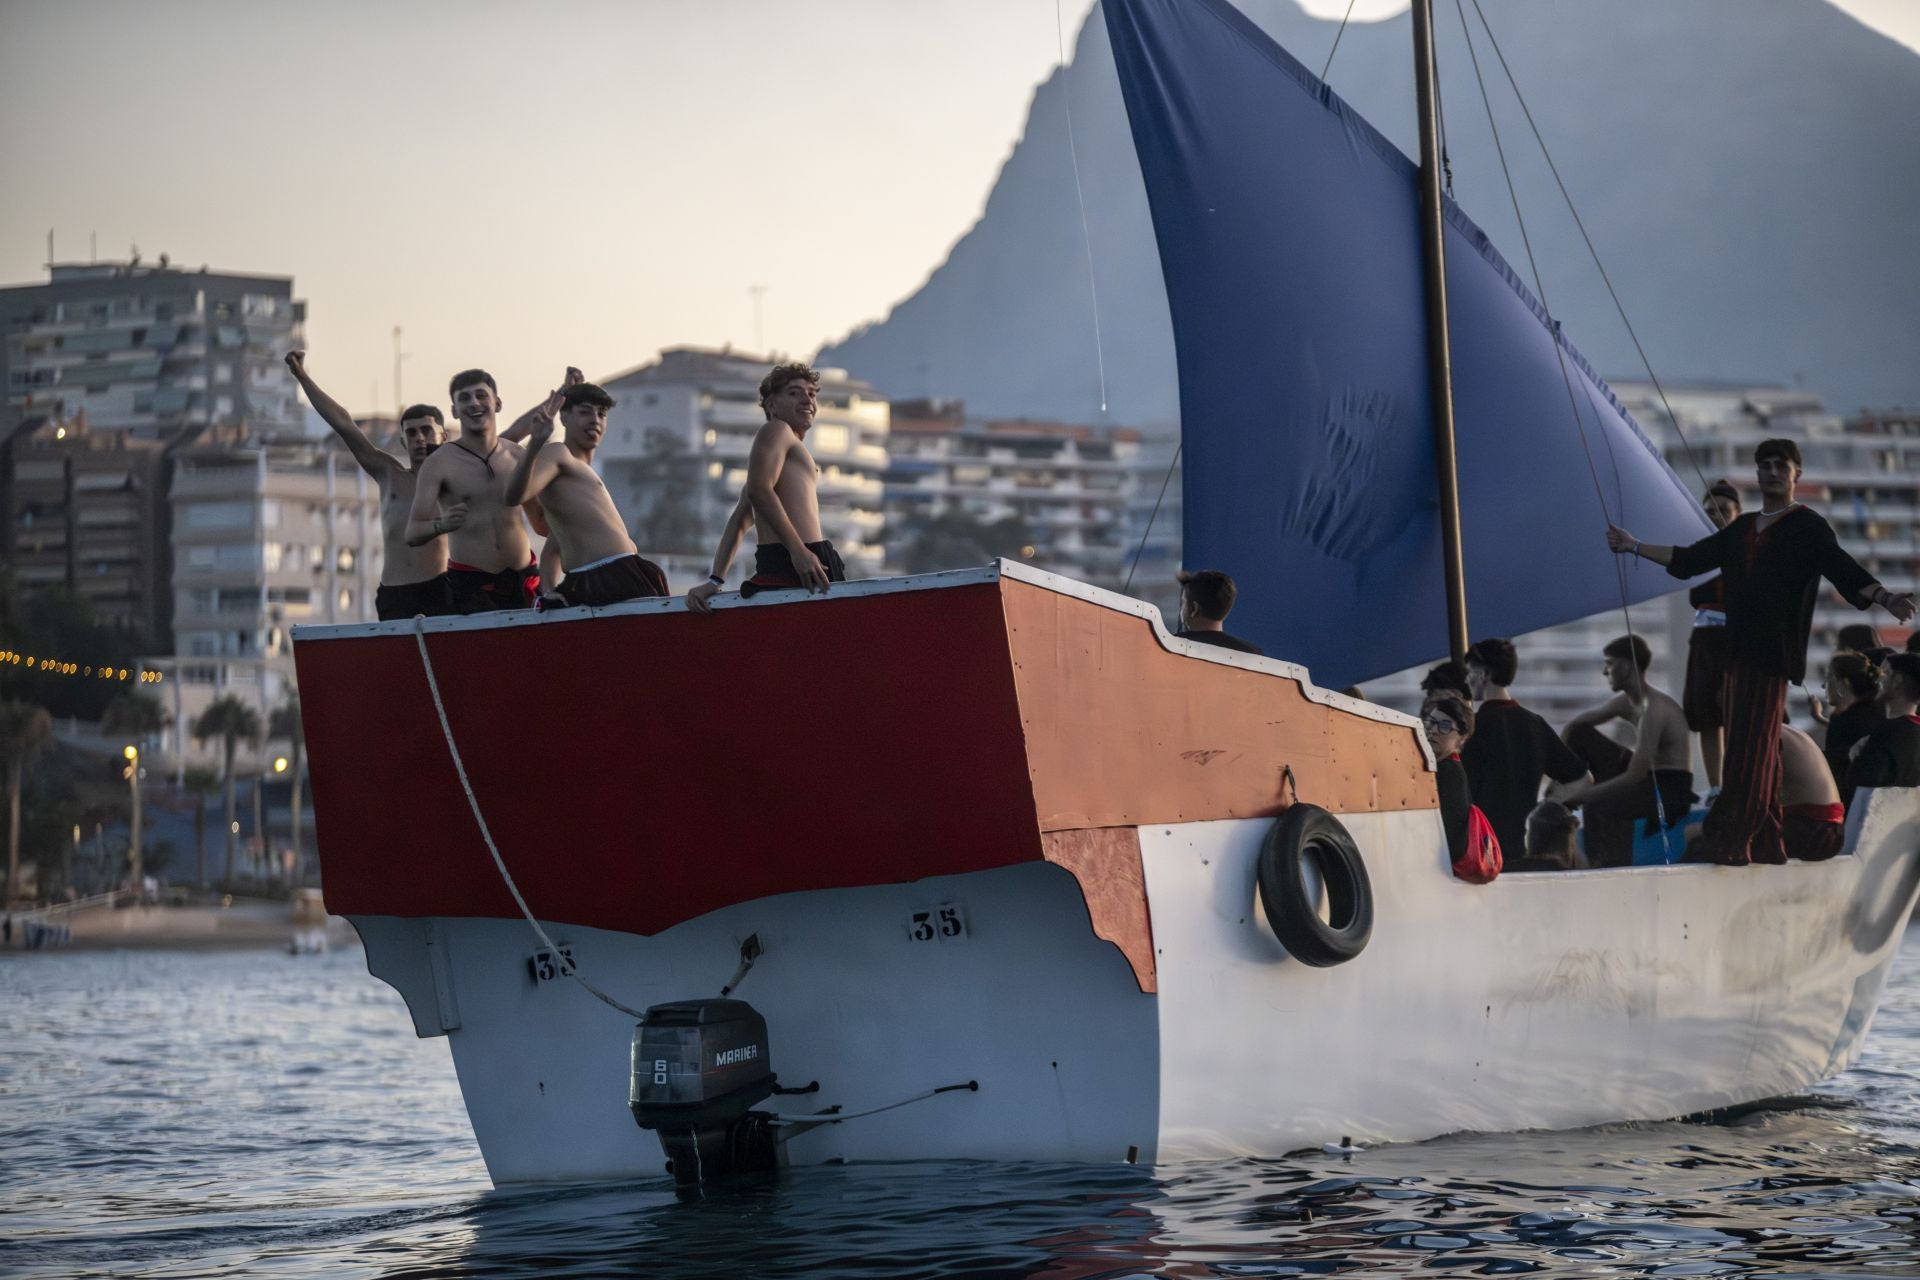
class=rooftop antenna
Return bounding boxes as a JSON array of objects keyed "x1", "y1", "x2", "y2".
[
  {"x1": 90, "y1": 231, "x2": 97, "y2": 262},
  {"x1": 392, "y1": 325, "x2": 409, "y2": 415},
  {"x1": 45, "y1": 228, "x2": 53, "y2": 268},
  {"x1": 749, "y1": 285, "x2": 766, "y2": 355}
]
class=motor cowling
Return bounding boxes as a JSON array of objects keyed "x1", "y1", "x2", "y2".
[{"x1": 629, "y1": 998, "x2": 778, "y2": 1190}]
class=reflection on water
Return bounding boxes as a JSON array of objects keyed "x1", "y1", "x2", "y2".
[{"x1": 2, "y1": 933, "x2": 1918, "y2": 1278}]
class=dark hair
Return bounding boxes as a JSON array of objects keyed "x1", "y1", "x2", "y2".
[
  {"x1": 1754, "y1": 437, "x2": 1803, "y2": 470},
  {"x1": 1828, "y1": 651, "x2": 1882, "y2": 701},
  {"x1": 1421, "y1": 693, "x2": 1474, "y2": 742},
  {"x1": 1705, "y1": 479, "x2": 1740, "y2": 506},
  {"x1": 1836, "y1": 623, "x2": 1882, "y2": 653},
  {"x1": 1909, "y1": 631, "x2": 1920, "y2": 656},
  {"x1": 561, "y1": 382, "x2": 615, "y2": 411},
  {"x1": 1420, "y1": 660, "x2": 1470, "y2": 699},
  {"x1": 1604, "y1": 634, "x2": 1652, "y2": 673},
  {"x1": 1177, "y1": 569, "x2": 1236, "y2": 622},
  {"x1": 759, "y1": 362, "x2": 820, "y2": 407},
  {"x1": 449, "y1": 369, "x2": 499, "y2": 399},
  {"x1": 1886, "y1": 652, "x2": 1920, "y2": 696},
  {"x1": 1526, "y1": 800, "x2": 1580, "y2": 859},
  {"x1": 399, "y1": 404, "x2": 444, "y2": 427},
  {"x1": 1465, "y1": 637, "x2": 1518, "y2": 688}
]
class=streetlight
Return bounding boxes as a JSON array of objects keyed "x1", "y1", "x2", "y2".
[
  {"x1": 123, "y1": 745, "x2": 143, "y2": 902},
  {"x1": 274, "y1": 757, "x2": 288, "y2": 774}
]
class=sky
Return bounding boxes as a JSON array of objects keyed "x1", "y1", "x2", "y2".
[{"x1": 2, "y1": 0, "x2": 1915, "y2": 419}]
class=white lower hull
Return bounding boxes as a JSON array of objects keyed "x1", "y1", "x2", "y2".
[{"x1": 355, "y1": 788, "x2": 1920, "y2": 1184}]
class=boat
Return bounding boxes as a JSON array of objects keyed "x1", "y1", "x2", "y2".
[
  {"x1": 293, "y1": 0, "x2": 1920, "y2": 1187},
  {"x1": 293, "y1": 561, "x2": 1920, "y2": 1184}
]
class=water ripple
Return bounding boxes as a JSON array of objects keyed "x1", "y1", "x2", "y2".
[{"x1": 1, "y1": 934, "x2": 1918, "y2": 1278}]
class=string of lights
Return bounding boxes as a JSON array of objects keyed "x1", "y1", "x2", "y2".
[{"x1": 0, "y1": 649, "x2": 164, "y2": 683}]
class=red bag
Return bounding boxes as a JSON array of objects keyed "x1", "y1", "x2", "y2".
[{"x1": 1453, "y1": 804, "x2": 1503, "y2": 883}]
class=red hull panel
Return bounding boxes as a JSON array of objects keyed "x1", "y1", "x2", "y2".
[{"x1": 295, "y1": 584, "x2": 1043, "y2": 936}]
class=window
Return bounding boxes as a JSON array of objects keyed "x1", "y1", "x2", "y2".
[
  {"x1": 336, "y1": 548, "x2": 355, "y2": 573},
  {"x1": 263, "y1": 543, "x2": 282, "y2": 572},
  {"x1": 184, "y1": 500, "x2": 253, "y2": 530},
  {"x1": 262, "y1": 499, "x2": 282, "y2": 527},
  {"x1": 214, "y1": 363, "x2": 233, "y2": 385},
  {"x1": 214, "y1": 396, "x2": 234, "y2": 417},
  {"x1": 337, "y1": 588, "x2": 353, "y2": 613},
  {"x1": 214, "y1": 544, "x2": 258, "y2": 571}
]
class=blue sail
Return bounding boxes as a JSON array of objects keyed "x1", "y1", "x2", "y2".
[{"x1": 1103, "y1": 0, "x2": 1713, "y2": 688}]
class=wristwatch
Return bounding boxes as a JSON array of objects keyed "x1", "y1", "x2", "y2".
[{"x1": 706, "y1": 574, "x2": 724, "y2": 589}]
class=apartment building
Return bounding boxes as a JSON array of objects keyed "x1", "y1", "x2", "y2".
[
  {"x1": 884, "y1": 399, "x2": 1177, "y2": 595},
  {"x1": 1, "y1": 258, "x2": 305, "y2": 441},
  {"x1": 152, "y1": 436, "x2": 382, "y2": 771},
  {"x1": 597, "y1": 347, "x2": 890, "y2": 585},
  {"x1": 3, "y1": 416, "x2": 176, "y2": 648}
]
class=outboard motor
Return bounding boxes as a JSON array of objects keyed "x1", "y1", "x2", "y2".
[{"x1": 630, "y1": 998, "x2": 779, "y2": 1190}]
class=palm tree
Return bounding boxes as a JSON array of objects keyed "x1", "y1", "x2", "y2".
[
  {"x1": 101, "y1": 690, "x2": 170, "y2": 746},
  {"x1": 192, "y1": 696, "x2": 261, "y2": 889},
  {"x1": 268, "y1": 692, "x2": 304, "y2": 888},
  {"x1": 180, "y1": 764, "x2": 222, "y2": 889},
  {"x1": 1, "y1": 700, "x2": 54, "y2": 904}
]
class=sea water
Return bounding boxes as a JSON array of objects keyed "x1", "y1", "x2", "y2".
[{"x1": 2, "y1": 933, "x2": 1918, "y2": 1278}]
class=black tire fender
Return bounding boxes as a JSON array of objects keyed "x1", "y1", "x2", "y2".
[{"x1": 1257, "y1": 803, "x2": 1373, "y2": 966}]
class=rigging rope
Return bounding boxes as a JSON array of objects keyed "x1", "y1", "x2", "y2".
[
  {"x1": 1123, "y1": 440, "x2": 1180, "y2": 596},
  {"x1": 1057, "y1": 0, "x2": 1109, "y2": 415},
  {"x1": 413, "y1": 618, "x2": 650, "y2": 1020},
  {"x1": 1463, "y1": 0, "x2": 1712, "y2": 498},
  {"x1": 1320, "y1": 0, "x2": 1359, "y2": 81},
  {"x1": 1451, "y1": 0, "x2": 1674, "y2": 839}
]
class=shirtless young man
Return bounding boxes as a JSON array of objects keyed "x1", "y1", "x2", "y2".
[
  {"x1": 405, "y1": 369, "x2": 539, "y2": 613},
  {"x1": 1554, "y1": 634, "x2": 1696, "y2": 867},
  {"x1": 695, "y1": 360, "x2": 844, "y2": 610},
  {"x1": 285, "y1": 350, "x2": 454, "y2": 620},
  {"x1": 503, "y1": 382, "x2": 666, "y2": 607},
  {"x1": 1776, "y1": 725, "x2": 1845, "y2": 861}
]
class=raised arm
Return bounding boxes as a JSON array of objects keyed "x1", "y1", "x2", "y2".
[
  {"x1": 685, "y1": 491, "x2": 754, "y2": 614},
  {"x1": 501, "y1": 367, "x2": 582, "y2": 443},
  {"x1": 404, "y1": 457, "x2": 463, "y2": 547},
  {"x1": 503, "y1": 417, "x2": 561, "y2": 507},
  {"x1": 285, "y1": 350, "x2": 394, "y2": 479}
]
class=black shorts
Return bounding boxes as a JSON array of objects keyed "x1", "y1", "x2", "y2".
[
  {"x1": 556, "y1": 555, "x2": 668, "y2": 608},
  {"x1": 448, "y1": 561, "x2": 538, "y2": 614},
  {"x1": 375, "y1": 576, "x2": 456, "y2": 622},
  {"x1": 1682, "y1": 626, "x2": 1731, "y2": 731},
  {"x1": 740, "y1": 540, "x2": 848, "y2": 598}
]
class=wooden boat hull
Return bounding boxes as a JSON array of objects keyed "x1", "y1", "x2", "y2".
[{"x1": 293, "y1": 564, "x2": 1920, "y2": 1184}]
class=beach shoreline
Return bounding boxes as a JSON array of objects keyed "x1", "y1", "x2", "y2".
[{"x1": 2, "y1": 900, "x2": 357, "y2": 954}]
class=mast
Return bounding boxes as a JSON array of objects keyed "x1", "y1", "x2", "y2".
[{"x1": 1411, "y1": 0, "x2": 1469, "y2": 665}]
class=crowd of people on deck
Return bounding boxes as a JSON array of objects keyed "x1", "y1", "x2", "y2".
[
  {"x1": 1410, "y1": 437, "x2": 1918, "y2": 874},
  {"x1": 1164, "y1": 437, "x2": 1918, "y2": 875},
  {"x1": 286, "y1": 353, "x2": 846, "y2": 620}
]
